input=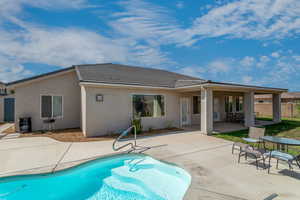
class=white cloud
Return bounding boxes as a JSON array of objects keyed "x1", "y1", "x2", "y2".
[
  {"x1": 178, "y1": 66, "x2": 205, "y2": 77},
  {"x1": 0, "y1": 55, "x2": 33, "y2": 82},
  {"x1": 240, "y1": 56, "x2": 255, "y2": 67},
  {"x1": 179, "y1": 51, "x2": 300, "y2": 89},
  {"x1": 0, "y1": 24, "x2": 173, "y2": 72},
  {"x1": 0, "y1": 0, "x2": 88, "y2": 13},
  {"x1": 176, "y1": 2, "x2": 184, "y2": 9},
  {"x1": 208, "y1": 60, "x2": 230, "y2": 73},
  {"x1": 0, "y1": 0, "x2": 177, "y2": 82},
  {"x1": 271, "y1": 51, "x2": 280, "y2": 58},
  {"x1": 109, "y1": 0, "x2": 194, "y2": 47},
  {"x1": 242, "y1": 76, "x2": 253, "y2": 84},
  {"x1": 189, "y1": 0, "x2": 300, "y2": 40},
  {"x1": 256, "y1": 56, "x2": 270, "y2": 67}
]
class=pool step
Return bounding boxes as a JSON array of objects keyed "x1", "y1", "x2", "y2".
[
  {"x1": 86, "y1": 182, "x2": 149, "y2": 200},
  {"x1": 103, "y1": 158, "x2": 189, "y2": 200},
  {"x1": 103, "y1": 172, "x2": 164, "y2": 200}
]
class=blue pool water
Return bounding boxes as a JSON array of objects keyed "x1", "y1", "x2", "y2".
[{"x1": 0, "y1": 154, "x2": 191, "y2": 200}]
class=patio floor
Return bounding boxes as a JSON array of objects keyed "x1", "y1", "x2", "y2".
[
  {"x1": 183, "y1": 120, "x2": 278, "y2": 133},
  {"x1": 0, "y1": 131, "x2": 299, "y2": 199}
]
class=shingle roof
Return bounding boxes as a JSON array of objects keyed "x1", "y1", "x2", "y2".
[
  {"x1": 7, "y1": 66, "x2": 75, "y2": 86},
  {"x1": 75, "y1": 63, "x2": 205, "y2": 88}
]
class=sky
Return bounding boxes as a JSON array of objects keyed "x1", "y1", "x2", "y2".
[{"x1": 0, "y1": 0, "x2": 299, "y2": 91}]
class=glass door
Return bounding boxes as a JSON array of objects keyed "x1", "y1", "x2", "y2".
[{"x1": 180, "y1": 98, "x2": 190, "y2": 126}]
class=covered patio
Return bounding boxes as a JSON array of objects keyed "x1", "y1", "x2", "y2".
[{"x1": 177, "y1": 81, "x2": 287, "y2": 134}]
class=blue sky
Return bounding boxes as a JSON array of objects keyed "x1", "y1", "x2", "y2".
[{"x1": 0, "y1": 0, "x2": 300, "y2": 91}]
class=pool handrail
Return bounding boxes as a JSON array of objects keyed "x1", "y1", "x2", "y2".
[{"x1": 112, "y1": 125, "x2": 137, "y2": 152}]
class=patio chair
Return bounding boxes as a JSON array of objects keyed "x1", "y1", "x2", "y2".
[
  {"x1": 242, "y1": 127, "x2": 265, "y2": 148},
  {"x1": 232, "y1": 142, "x2": 249, "y2": 154},
  {"x1": 267, "y1": 151, "x2": 300, "y2": 173},
  {"x1": 238, "y1": 146, "x2": 267, "y2": 169}
]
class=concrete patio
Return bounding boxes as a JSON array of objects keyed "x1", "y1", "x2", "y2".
[
  {"x1": 0, "y1": 131, "x2": 299, "y2": 200},
  {"x1": 183, "y1": 120, "x2": 277, "y2": 134}
]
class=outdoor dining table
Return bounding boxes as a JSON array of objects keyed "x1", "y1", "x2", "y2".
[{"x1": 261, "y1": 136, "x2": 300, "y2": 152}]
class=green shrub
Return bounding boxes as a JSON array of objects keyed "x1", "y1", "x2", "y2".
[
  {"x1": 165, "y1": 120, "x2": 173, "y2": 129},
  {"x1": 148, "y1": 126, "x2": 154, "y2": 132},
  {"x1": 131, "y1": 118, "x2": 142, "y2": 134}
]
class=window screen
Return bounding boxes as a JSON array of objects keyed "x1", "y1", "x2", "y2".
[
  {"x1": 41, "y1": 95, "x2": 52, "y2": 118},
  {"x1": 41, "y1": 95, "x2": 63, "y2": 118}
]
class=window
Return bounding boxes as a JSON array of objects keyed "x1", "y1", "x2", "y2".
[
  {"x1": 236, "y1": 96, "x2": 243, "y2": 112},
  {"x1": 132, "y1": 95, "x2": 165, "y2": 118},
  {"x1": 193, "y1": 96, "x2": 201, "y2": 114},
  {"x1": 225, "y1": 96, "x2": 233, "y2": 113},
  {"x1": 41, "y1": 95, "x2": 63, "y2": 118}
]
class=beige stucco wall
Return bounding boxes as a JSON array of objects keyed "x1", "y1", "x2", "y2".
[
  {"x1": 15, "y1": 71, "x2": 81, "y2": 131},
  {"x1": 80, "y1": 86, "x2": 87, "y2": 135},
  {"x1": 82, "y1": 86, "x2": 181, "y2": 137},
  {"x1": 0, "y1": 96, "x2": 3, "y2": 122}
]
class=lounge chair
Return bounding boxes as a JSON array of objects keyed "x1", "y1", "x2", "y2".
[
  {"x1": 267, "y1": 150, "x2": 300, "y2": 173},
  {"x1": 242, "y1": 127, "x2": 265, "y2": 148}
]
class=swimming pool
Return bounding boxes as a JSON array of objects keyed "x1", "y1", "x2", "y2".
[{"x1": 0, "y1": 154, "x2": 191, "y2": 200}]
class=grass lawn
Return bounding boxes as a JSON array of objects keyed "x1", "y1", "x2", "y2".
[{"x1": 214, "y1": 117, "x2": 300, "y2": 155}]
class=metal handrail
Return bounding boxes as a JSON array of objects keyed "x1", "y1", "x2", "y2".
[{"x1": 112, "y1": 125, "x2": 137, "y2": 151}]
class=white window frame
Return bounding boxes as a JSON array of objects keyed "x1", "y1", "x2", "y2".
[
  {"x1": 40, "y1": 94, "x2": 64, "y2": 119},
  {"x1": 131, "y1": 93, "x2": 166, "y2": 119}
]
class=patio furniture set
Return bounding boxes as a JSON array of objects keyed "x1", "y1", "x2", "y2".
[{"x1": 232, "y1": 127, "x2": 300, "y2": 173}]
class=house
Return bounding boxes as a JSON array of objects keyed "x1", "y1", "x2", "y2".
[
  {"x1": 6, "y1": 63, "x2": 287, "y2": 137},
  {"x1": 255, "y1": 92, "x2": 300, "y2": 118},
  {"x1": 256, "y1": 92, "x2": 300, "y2": 103},
  {"x1": 0, "y1": 82, "x2": 15, "y2": 123}
]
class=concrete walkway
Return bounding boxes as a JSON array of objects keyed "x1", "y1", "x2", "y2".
[
  {"x1": 0, "y1": 132, "x2": 299, "y2": 200},
  {"x1": 0, "y1": 123, "x2": 14, "y2": 133},
  {"x1": 0, "y1": 123, "x2": 20, "y2": 140}
]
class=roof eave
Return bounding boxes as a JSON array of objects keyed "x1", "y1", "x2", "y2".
[{"x1": 7, "y1": 66, "x2": 75, "y2": 88}]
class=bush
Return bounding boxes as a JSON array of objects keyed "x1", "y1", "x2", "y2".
[
  {"x1": 131, "y1": 118, "x2": 142, "y2": 134},
  {"x1": 165, "y1": 120, "x2": 174, "y2": 129}
]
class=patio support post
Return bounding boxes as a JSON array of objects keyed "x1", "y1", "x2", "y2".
[
  {"x1": 272, "y1": 93, "x2": 281, "y2": 123},
  {"x1": 244, "y1": 91, "x2": 255, "y2": 127},
  {"x1": 201, "y1": 87, "x2": 213, "y2": 134}
]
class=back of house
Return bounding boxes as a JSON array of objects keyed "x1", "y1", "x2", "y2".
[{"x1": 7, "y1": 63, "x2": 287, "y2": 137}]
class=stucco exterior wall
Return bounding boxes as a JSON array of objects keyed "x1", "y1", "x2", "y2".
[
  {"x1": 82, "y1": 86, "x2": 181, "y2": 137},
  {"x1": 0, "y1": 96, "x2": 3, "y2": 122},
  {"x1": 15, "y1": 71, "x2": 81, "y2": 131},
  {"x1": 80, "y1": 86, "x2": 87, "y2": 135}
]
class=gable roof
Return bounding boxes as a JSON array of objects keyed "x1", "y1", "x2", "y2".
[
  {"x1": 75, "y1": 63, "x2": 206, "y2": 88},
  {"x1": 6, "y1": 66, "x2": 75, "y2": 86},
  {"x1": 5, "y1": 63, "x2": 287, "y2": 92}
]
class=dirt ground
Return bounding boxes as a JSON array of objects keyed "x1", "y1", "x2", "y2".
[{"x1": 19, "y1": 127, "x2": 182, "y2": 142}]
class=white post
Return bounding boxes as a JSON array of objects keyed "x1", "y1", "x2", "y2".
[
  {"x1": 273, "y1": 93, "x2": 281, "y2": 123},
  {"x1": 244, "y1": 91, "x2": 255, "y2": 127},
  {"x1": 201, "y1": 87, "x2": 213, "y2": 134}
]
